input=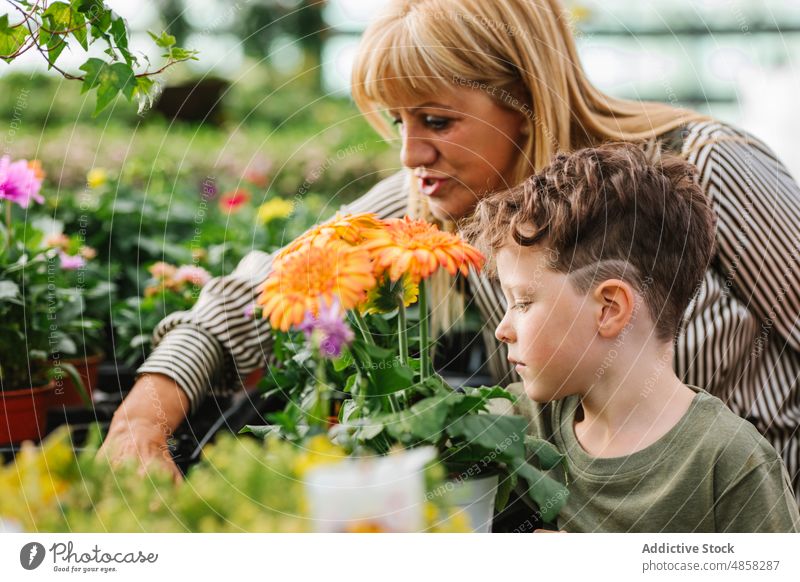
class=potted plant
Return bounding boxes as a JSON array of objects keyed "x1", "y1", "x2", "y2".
[
  {"x1": 37, "y1": 230, "x2": 114, "y2": 408},
  {"x1": 244, "y1": 213, "x2": 569, "y2": 531},
  {"x1": 0, "y1": 156, "x2": 58, "y2": 444}
]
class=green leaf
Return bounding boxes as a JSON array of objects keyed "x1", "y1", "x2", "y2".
[
  {"x1": 0, "y1": 14, "x2": 28, "y2": 59},
  {"x1": 510, "y1": 460, "x2": 569, "y2": 523},
  {"x1": 110, "y1": 13, "x2": 128, "y2": 50},
  {"x1": 342, "y1": 373, "x2": 359, "y2": 394},
  {"x1": 148, "y1": 30, "x2": 176, "y2": 49},
  {"x1": 332, "y1": 349, "x2": 353, "y2": 372},
  {"x1": 525, "y1": 436, "x2": 567, "y2": 471},
  {"x1": 79, "y1": 59, "x2": 136, "y2": 114},
  {"x1": 495, "y1": 472, "x2": 517, "y2": 512},
  {"x1": 386, "y1": 393, "x2": 451, "y2": 442},
  {"x1": 446, "y1": 414, "x2": 527, "y2": 461},
  {"x1": 79, "y1": 57, "x2": 105, "y2": 92},
  {"x1": 166, "y1": 46, "x2": 199, "y2": 61},
  {"x1": 370, "y1": 357, "x2": 414, "y2": 395},
  {"x1": 239, "y1": 425, "x2": 277, "y2": 439}
]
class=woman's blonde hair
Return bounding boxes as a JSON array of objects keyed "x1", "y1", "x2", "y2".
[{"x1": 350, "y1": 0, "x2": 708, "y2": 333}]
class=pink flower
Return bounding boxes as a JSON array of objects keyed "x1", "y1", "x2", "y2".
[
  {"x1": 0, "y1": 156, "x2": 45, "y2": 208},
  {"x1": 148, "y1": 261, "x2": 177, "y2": 279},
  {"x1": 59, "y1": 252, "x2": 86, "y2": 270},
  {"x1": 173, "y1": 265, "x2": 211, "y2": 287},
  {"x1": 44, "y1": 233, "x2": 70, "y2": 250}
]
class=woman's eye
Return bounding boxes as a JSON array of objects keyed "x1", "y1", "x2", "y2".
[
  {"x1": 513, "y1": 302, "x2": 531, "y2": 312},
  {"x1": 423, "y1": 115, "x2": 451, "y2": 130}
]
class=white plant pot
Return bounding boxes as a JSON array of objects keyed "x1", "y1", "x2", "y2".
[{"x1": 441, "y1": 474, "x2": 499, "y2": 533}]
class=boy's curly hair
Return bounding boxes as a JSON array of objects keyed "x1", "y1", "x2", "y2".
[{"x1": 462, "y1": 143, "x2": 717, "y2": 341}]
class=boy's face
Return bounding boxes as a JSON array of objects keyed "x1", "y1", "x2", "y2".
[{"x1": 494, "y1": 243, "x2": 600, "y2": 402}]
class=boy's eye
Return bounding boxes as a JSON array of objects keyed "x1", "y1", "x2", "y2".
[
  {"x1": 423, "y1": 115, "x2": 451, "y2": 130},
  {"x1": 513, "y1": 301, "x2": 532, "y2": 312}
]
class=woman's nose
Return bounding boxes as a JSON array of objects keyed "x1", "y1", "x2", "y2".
[{"x1": 400, "y1": 129, "x2": 438, "y2": 169}]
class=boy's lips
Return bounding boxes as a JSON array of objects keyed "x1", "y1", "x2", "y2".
[
  {"x1": 508, "y1": 357, "x2": 527, "y2": 371},
  {"x1": 418, "y1": 175, "x2": 449, "y2": 197}
]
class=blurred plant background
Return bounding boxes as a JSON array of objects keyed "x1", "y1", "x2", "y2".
[{"x1": 1, "y1": 0, "x2": 798, "y2": 376}]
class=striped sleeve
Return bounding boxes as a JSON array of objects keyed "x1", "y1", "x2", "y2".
[
  {"x1": 136, "y1": 171, "x2": 410, "y2": 413},
  {"x1": 685, "y1": 121, "x2": 800, "y2": 353}
]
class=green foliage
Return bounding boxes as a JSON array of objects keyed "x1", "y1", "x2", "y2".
[
  {"x1": 0, "y1": 427, "x2": 466, "y2": 532},
  {"x1": 0, "y1": 1, "x2": 197, "y2": 114}
]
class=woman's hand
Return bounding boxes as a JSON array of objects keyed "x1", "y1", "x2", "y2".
[
  {"x1": 98, "y1": 417, "x2": 183, "y2": 482},
  {"x1": 97, "y1": 373, "x2": 190, "y2": 483}
]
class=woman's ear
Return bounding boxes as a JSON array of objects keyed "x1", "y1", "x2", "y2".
[{"x1": 592, "y1": 279, "x2": 636, "y2": 339}]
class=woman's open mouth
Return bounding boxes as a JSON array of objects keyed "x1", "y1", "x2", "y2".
[{"x1": 419, "y1": 176, "x2": 449, "y2": 197}]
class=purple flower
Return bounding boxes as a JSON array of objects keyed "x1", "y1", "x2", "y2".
[
  {"x1": 297, "y1": 297, "x2": 355, "y2": 358},
  {"x1": 59, "y1": 252, "x2": 86, "y2": 270},
  {"x1": 243, "y1": 303, "x2": 256, "y2": 319},
  {"x1": 0, "y1": 156, "x2": 44, "y2": 208}
]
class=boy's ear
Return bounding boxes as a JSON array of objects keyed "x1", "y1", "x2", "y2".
[{"x1": 592, "y1": 279, "x2": 636, "y2": 339}]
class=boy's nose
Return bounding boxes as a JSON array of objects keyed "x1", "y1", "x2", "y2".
[{"x1": 495, "y1": 314, "x2": 515, "y2": 344}]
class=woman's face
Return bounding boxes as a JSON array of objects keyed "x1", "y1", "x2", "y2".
[{"x1": 388, "y1": 84, "x2": 527, "y2": 221}]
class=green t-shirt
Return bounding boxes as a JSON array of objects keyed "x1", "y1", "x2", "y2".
[{"x1": 504, "y1": 383, "x2": 800, "y2": 532}]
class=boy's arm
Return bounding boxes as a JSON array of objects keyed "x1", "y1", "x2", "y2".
[{"x1": 715, "y1": 458, "x2": 800, "y2": 533}]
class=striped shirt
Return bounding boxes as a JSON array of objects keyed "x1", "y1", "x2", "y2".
[{"x1": 137, "y1": 119, "x2": 800, "y2": 502}]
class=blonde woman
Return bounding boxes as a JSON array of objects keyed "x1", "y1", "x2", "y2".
[{"x1": 102, "y1": 0, "x2": 800, "y2": 505}]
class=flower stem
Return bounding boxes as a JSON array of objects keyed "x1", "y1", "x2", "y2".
[
  {"x1": 351, "y1": 310, "x2": 375, "y2": 345},
  {"x1": 419, "y1": 278, "x2": 431, "y2": 380},
  {"x1": 310, "y1": 335, "x2": 329, "y2": 430},
  {"x1": 398, "y1": 300, "x2": 409, "y2": 366},
  {"x1": 5, "y1": 201, "x2": 11, "y2": 248}
]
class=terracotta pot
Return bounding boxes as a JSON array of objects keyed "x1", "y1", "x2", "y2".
[
  {"x1": 51, "y1": 352, "x2": 104, "y2": 408},
  {"x1": 243, "y1": 367, "x2": 264, "y2": 389},
  {"x1": 0, "y1": 381, "x2": 56, "y2": 445}
]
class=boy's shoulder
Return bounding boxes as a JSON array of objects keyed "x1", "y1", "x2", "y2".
[{"x1": 683, "y1": 386, "x2": 784, "y2": 479}]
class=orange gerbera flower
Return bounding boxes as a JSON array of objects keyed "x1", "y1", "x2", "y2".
[
  {"x1": 363, "y1": 216, "x2": 484, "y2": 282},
  {"x1": 258, "y1": 241, "x2": 376, "y2": 331},
  {"x1": 276, "y1": 212, "x2": 384, "y2": 260}
]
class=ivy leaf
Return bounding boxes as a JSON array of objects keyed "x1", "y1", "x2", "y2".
[
  {"x1": 110, "y1": 13, "x2": 128, "y2": 50},
  {"x1": 166, "y1": 46, "x2": 199, "y2": 61},
  {"x1": 79, "y1": 57, "x2": 105, "y2": 92},
  {"x1": 148, "y1": 30, "x2": 176, "y2": 50},
  {"x1": 79, "y1": 58, "x2": 136, "y2": 115},
  {"x1": 0, "y1": 14, "x2": 28, "y2": 60}
]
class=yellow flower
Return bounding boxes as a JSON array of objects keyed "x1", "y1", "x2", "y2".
[
  {"x1": 257, "y1": 198, "x2": 294, "y2": 225},
  {"x1": 87, "y1": 168, "x2": 108, "y2": 189},
  {"x1": 363, "y1": 216, "x2": 484, "y2": 282},
  {"x1": 258, "y1": 240, "x2": 375, "y2": 331},
  {"x1": 362, "y1": 273, "x2": 419, "y2": 314},
  {"x1": 277, "y1": 212, "x2": 384, "y2": 260},
  {"x1": 291, "y1": 435, "x2": 347, "y2": 477}
]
